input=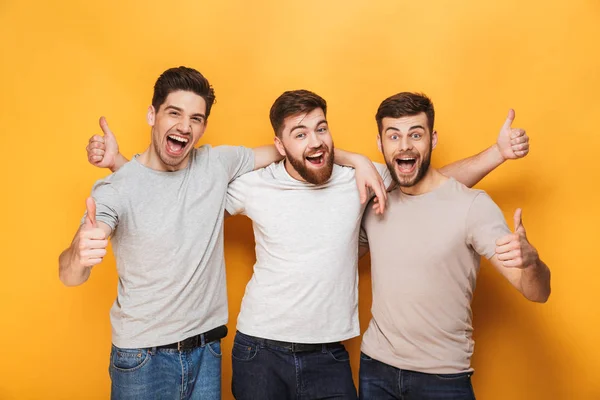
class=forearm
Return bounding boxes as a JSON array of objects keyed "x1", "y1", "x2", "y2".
[
  {"x1": 519, "y1": 258, "x2": 551, "y2": 303},
  {"x1": 334, "y1": 148, "x2": 368, "y2": 167},
  {"x1": 439, "y1": 144, "x2": 505, "y2": 188},
  {"x1": 58, "y1": 247, "x2": 91, "y2": 287},
  {"x1": 253, "y1": 145, "x2": 284, "y2": 170},
  {"x1": 111, "y1": 153, "x2": 129, "y2": 173}
]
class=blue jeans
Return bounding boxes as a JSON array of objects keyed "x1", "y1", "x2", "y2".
[
  {"x1": 109, "y1": 340, "x2": 222, "y2": 400},
  {"x1": 359, "y1": 353, "x2": 475, "y2": 400},
  {"x1": 231, "y1": 331, "x2": 358, "y2": 400}
]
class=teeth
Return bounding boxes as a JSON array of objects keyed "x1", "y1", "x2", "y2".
[
  {"x1": 168, "y1": 135, "x2": 188, "y2": 143},
  {"x1": 308, "y1": 152, "x2": 323, "y2": 158}
]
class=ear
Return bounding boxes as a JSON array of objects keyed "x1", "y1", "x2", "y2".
[
  {"x1": 377, "y1": 134, "x2": 383, "y2": 153},
  {"x1": 147, "y1": 105, "x2": 156, "y2": 126},
  {"x1": 431, "y1": 130, "x2": 438, "y2": 150},
  {"x1": 274, "y1": 136, "x2": 287, "y2": 157}
]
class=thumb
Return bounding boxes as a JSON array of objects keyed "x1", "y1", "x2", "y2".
[
  {"x1": 502, "y1": 109, "x2": 515, "y2": 131},
  {"x1": 85, "y1": 197, "x2": 97, "y2": 228},
  {"x1": 99, "y1": 116, "x2": 116, "y2": 140},
  {"x1": 513, "y1": 208, "x2": 524, "y2": 233}
]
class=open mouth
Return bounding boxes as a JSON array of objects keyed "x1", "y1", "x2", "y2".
[
  {"x1": 395, "y1": 156, "x2": 417, "y2": 174},
  {"x1": 166, "y1": 134, "x2": 189, "y2": 155},
  {"x1": 305, "y1": 151, "x2": 325, "y2": 167}
]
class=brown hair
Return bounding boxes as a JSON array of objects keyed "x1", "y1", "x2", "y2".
[
  {"x1": 269, "y1": 90, "x2": 327, "y2": 137},
  {"x1": 152, "y1": 66, "x2": 216, "y2": 118},
  {"x1": 375, "y1": 92, "x2": 434, "y2": 134}
]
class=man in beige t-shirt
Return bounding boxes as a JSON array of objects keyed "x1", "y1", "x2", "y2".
[{"x1": 359, "y1": 93, "x2": 551, "y2": 400}]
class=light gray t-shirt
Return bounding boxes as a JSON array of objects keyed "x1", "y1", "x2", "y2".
[
  {"x1": 90, "y1": 145, "x2": 254, "y2": 348},
  {"x1": 225, "y1": 161, "x2": 391, "y2": 343},
  {"x1": 360, "y1": 178, "x2": 510, "y2": 373}
]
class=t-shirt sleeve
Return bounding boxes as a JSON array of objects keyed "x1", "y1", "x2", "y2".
[
  {"x1": 373, "y1": 162, "x2": 394, "y2": 189},
  {"x1": 82, "y1": 180, "x2": 121, "y2": 231},
  {"x1": 225, "y1": 174, "x2": 252, "y2": 216},
  {"x1": 466, "y1": 192, "x2": 511, "y2": 259},
  {"x1": 214, "y1": 145, "x2": 255, "y2": 182}
]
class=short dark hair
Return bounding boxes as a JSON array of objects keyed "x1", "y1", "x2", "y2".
[
  {"x1": 375, "y1": 92, "x2": 434, "y2": 134},
  {"x1": 269, "y1": 90, "x2": 327, "y2": 137},
  {"x1": 152, "y1": 66, "x2": 216, "y2": 118}
]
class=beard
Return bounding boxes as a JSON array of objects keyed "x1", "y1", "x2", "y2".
[
  {"x1": 384, "y1": 141, "x2": 432, "y2": 187},
  {"x1": 285, "y1": 144, "x2": 335, "y2": 185}
]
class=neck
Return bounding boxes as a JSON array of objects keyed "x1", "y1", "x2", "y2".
[
  {"x1": 400, "y1": 167, "x2": 447, "y2": 195},
  {"x1": 283, "y1": 158, "x2": 306, "y2": 182},
  {"x1": 138, "y1": 146, "x2": 189, "y2": 172}
]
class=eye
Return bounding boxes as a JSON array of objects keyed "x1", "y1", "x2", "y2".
[
  {"x1": 317, "y1": 126, "x2": 328, "y2": 133},
  {"x1": 192, "y1": 117, "x2": 203, "y2": 123},
  {"x1": 390, "y1": 134, "x2": 399, "y2": 140},
  {"x1": 295, "y1": 132, "x2": 306, "y2": 139},
  {"x1": 410, "y1": 133, "x2": 422, "y2": 139},
  {"x1": 169, "y1": 111, "x2": 179, "y2": 116}
]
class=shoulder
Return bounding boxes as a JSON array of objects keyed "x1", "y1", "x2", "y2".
[{"x1": 329, "y1": 164, "x2": 357, "y2": 183}]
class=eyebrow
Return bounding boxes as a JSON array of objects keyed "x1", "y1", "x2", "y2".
[
  {"x1": 164, "y1": 105, "x2": 206, "y2": 119},
  {"x1": 385, "y1": 124, "x2": 425, "y2": 133},
  {"x1": 289, "y1": 119, "x2": 328, "y2": 135}
]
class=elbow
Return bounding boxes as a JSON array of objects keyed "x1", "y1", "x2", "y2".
[{"x1": 526, "y1": 286, "x2": 551, "y2": 303}]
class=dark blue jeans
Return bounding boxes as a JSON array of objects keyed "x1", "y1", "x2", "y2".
[
  {"x1": 359, "y1": 352, "x2": 475, "y2": 400},
  {"x1": 231, "y1": 331, "x2": 358, "y2": 400},
  {"x1": 109, "y1": 341, "x2": 222, "y2": 400}
]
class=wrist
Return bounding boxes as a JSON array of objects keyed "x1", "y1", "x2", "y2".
[{"x1": 491, "y1": 143, "x2": 507, "y2": 164}]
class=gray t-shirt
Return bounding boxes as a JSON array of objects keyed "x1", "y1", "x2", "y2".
[
  {"x1": 360, "y1": 178, "x2": 510, "y2": 373},
  {"x1": 90, "y1": 145, "x2": 254, "y2": 348},
  {"x1": 225, "y1": 161, "x2": 392, "y2": 343}
]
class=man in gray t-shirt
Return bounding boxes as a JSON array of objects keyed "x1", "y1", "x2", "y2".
[
  {"x1": 358, "y1": 92, "x2": 551, "y2": 400},
  {"x1": 58, "y1": 66, "x2": 282, "y2": 400}
]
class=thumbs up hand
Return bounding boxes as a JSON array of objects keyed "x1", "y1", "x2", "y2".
[
  {"x1": 496, "y1": 109, "x2": 529, "y2": 160},
  {"x1": 87, "y1": 117, "x2": 120, "y2": 170},
  {"x1": 75, "y1": 197, "x2": 108, "y2": 269},
  {"x1": 495, "y1": 208, "x2": 539, "y2": 269}
]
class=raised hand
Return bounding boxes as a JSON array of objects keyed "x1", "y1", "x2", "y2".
[
  {"x1": 495, "y1": 208, "x2": 539, "y2": 269},
  {"x1": 496, "y1": 109, "x2": 529, "y2": 160},
  {"x1": 87, "y1": 116, "x2": 120, "y2": 169},
  {"x1": 74, "y1": 197, "x2": 108, "y2": 269}
]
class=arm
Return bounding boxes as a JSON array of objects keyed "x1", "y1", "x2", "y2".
[
  {"x1": 87, "y1": 118, "x2": 282, "y2": 173},
  {"x1": 334, "y1": 149, "x2": 388, "y2": 214},
  {"x1": 58, "y1": 197, "x2": 112, "y2": 287},
  {"x1": 492, "y1": 209, "x2": 551, "y2": 303},
  {"x1": 252, "y1": 145, "x2": 284, "y2": 170},
  {"x1": 439, "y1": 109, "x2": 529, "y2": 188}
]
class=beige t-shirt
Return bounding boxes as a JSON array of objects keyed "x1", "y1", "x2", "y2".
[{"x1": 360, "y1": 178, "x2": 510, "y2": 373}]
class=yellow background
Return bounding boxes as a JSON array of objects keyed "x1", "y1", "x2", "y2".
[{"x1": 1, "y1": 0, "x2": 598, "y2": 398}]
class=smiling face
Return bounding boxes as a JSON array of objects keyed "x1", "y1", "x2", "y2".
[
  {"x1": 147, "y1": 90, "x2": 207, "y2": 171},
  {"x1": 379, "y1": 112, "x2": 436, "y2": 187},
  {"x1": 275, "y1": 107, "x2": 335, "y2": 184}
]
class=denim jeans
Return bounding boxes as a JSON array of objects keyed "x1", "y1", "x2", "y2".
[
  {"x1": 359, "y1": 352, "x2": 475, "y2": 400},
  {"x1": 231, "y1": 331, "x2": 358, "y2": 400},
  {"x1": 109, "y1": 340, "x2": 222, "y2": 400}
]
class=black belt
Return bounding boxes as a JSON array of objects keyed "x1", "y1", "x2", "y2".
[
  {"x1": 243, "y1": 333, "x2": 342, "y2": 353},
  {"x1": 158, "y1": 325, "x2": 228, "y2": 351}
]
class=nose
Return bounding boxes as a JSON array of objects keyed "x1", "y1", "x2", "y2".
[
  {"x1": 308, "y1": 132, "x2": 323, "y2": 148},
  {"x1": 399, "y1": 135, "x2": 413, "y2": 151},
  {"x1": 177, "y1": 118, "x2": 192, "y2": 134}
]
